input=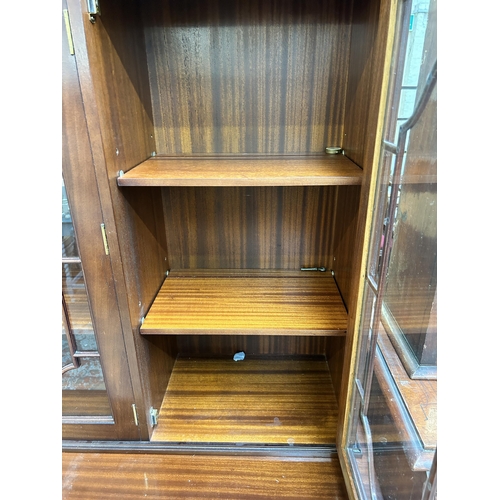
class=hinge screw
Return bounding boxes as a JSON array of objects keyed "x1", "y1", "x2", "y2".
[{"x1": 150, "y1": 407, "x2": 159, "y2": 426}]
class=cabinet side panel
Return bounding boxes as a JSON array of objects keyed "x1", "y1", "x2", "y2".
[
  {"x1": 326, "y1": 337, "x2": 346, "y2": 400},
  {"x1": 332, "y1": 185, "x2": 361, "y2": 311},
  {"x1": 142, "y1": 0, "x2": 351, "y2": 154},
  {"x1": 70, "y1": 0, "x2": 174, "y2": 437},
  {"x1": 342, "y1": 0, "x2": 384, "y2": 167},
  {"x1": 162, "y1": 186, "x2": 336, "y2": 270}
]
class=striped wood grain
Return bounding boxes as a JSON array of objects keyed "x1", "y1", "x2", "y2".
[
  {"x1": 162, "y1": 186, "x2": 338, "y2": 270},
  {"x1": 140, "y1": 270, "x2": 348, "y2": 335},
  {"x1": 117, "y1": 155, "x2": 362, "y2": 186},
  {"x1": 177, "y1": 335, "x2": 327, "y2": 357},
  {"x1": 152, "y1": 358, "x2": 338, "y2": 444},
  {"x1": 141, "y1": 0, "x2": 351, "y2": 154},
  {"x1": 62, "y1": 390, "x2": 112, "y2": 417},
  {"x1": 62, "y1": 451, "x2": 349, "y2": 499}
]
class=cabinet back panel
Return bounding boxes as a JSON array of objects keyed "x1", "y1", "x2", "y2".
[
  {"x1": 142, "y1": 0, "x2": 351, "y2": 154},
  {"x1": 177, "y1": 335, "x2": 326, "y2": 357},
  {"x1": 162, "y1": 186, "x2": 336, "y2": 270}
]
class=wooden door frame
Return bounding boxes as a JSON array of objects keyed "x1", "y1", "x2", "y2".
[{"x1": 62, "y1": 0, "x2": 139, "y2": 440}]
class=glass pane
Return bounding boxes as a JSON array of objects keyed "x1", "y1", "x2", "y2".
[
  {"x1": 62, "y1": 180, "x2": 78, "y2": 258},
  {"x1": 62, "y1": 331, "x2": 72, "y2": 369},
  {"x1": 367, "y1": 151, "x2": 394, "y2": 284},
  {"x1": 346, "y1": 0, "x2": 437, "y2": 497},
  {"x1": 62, "y1": 358, "x2": 111, "y2": 417},
  {"x1": 62, "y1": 262, "x2": 94, "y2": 338},
  {"x1": 354, "y1": 282, "x2": 377, "y2": 395},
  {"x1": 62, "y1": 176, "x2": 112, "y2": 418}
]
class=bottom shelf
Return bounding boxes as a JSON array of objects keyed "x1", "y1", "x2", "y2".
[{"x1": 151, "y1": 356, "x2": 338, "y2": 445}]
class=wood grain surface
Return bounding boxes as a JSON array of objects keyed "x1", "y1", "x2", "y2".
[
  {"x1": 62, "y1": 390, "x2": 112, "y2": 417},
  {"x1": 152, "y1": 357, "x2": 338, "y2": 444},
  {"x1": 118, "y1": 155, "x2": 362, "y2": 186},
  {"x1": 177, "y1": 335, "x2": 327, "y2": 357},
  {"x1": 141, "y1": 0, "x2": 351, "y2": 154},
  {"x1": 162, "y1": 186, "x2": 339, "y2": 271},
  {"x1": 62, "y1": 451, "x2": 349, "y2": 499},
  {"x1": 140, "y1": 270, "x2": 348, "y2": 335}
]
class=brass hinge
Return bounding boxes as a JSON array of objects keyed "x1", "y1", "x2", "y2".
[
  {"x1": 63, "y1": 9, "x2": 75, "y2": 55},
  {"x1": 100, "y1": 223, "x2": 110, "y2": 255},
  {"x1": 132, "y1": 404, "x2": 139, "y2": 426}
]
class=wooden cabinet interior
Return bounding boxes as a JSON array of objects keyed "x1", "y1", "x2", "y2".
[{"x1": 69, "y1": 0, "x2": 392, "y2": 443}]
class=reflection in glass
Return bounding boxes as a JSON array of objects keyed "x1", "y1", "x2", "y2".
[
  {"x1": 62, "y1": 262, "x2": 94, "y2": 336},
  {"x1": 346, "y1": 0, "x2": 437, "y2": 497},
  {"x1": 62, "y1": 176, "x2": 112, "y2": 418},
  {"x1": 62, "y1": 180, "x2": 78, "y2": 258}
]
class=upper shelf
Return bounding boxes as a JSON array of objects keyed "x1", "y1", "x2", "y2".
[{"x1": 117, "y1": 155, "x2": 362, "y2": 187}]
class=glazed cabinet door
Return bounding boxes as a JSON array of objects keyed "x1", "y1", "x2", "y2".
[
  {"x1": 339, "y1": 0, "x2": 437, "y2": 497},
  {"x1": 62, "y1": 1, "x2": 139, "y2": 440}
]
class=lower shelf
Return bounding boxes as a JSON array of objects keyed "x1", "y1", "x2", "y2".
[
  {"x1": 141, "y1": 269, "x2": 348, "y2": 335},
  {"x1": 151, "y1": 357, "x2": 338, "y2": 445}
]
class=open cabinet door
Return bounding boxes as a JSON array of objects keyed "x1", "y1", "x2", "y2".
[
  {"x1": 62, "y1": 0, "x2": 139, "y2": 441},
  {"x1": 339, "y1": 0, "x2": 437, "y2": 497}
]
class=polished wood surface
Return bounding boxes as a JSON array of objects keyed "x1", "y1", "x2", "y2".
[
  {"x1": 336, "y1": 0, "x2": 397, "y2": 482},
  {"x1": 118, "y1": 155, "x2": 362, "y2": 186},
  {"x1": 177, "y1": 335, "x2": 327, "y2": 357},
  {"x1": 63, "y1": 0, "x2": 139, "y2": 440},
  {"x1": 141, "y1": 270, "x2": 348, "y2": 335},
  {"x1": 68, "y1": 0, "x2": 173, "y2": 437},
  {"x1": 152, "y1": 358, "x2": 338, "y2": 444},
  {"x1": 142, "y1": 0, "x2": 351, "y2": 154},
  {"x1": 62, "y1": 451, "x2": 349, "y2": 499},
  {"x1": 331, "y1": 185, "x2": 361, "y2": 310},
  {"x1": 162, "y1": 186, "x2": 338, "y2": 271},
  {"x1": 62, "y1": 390, "x2": 112, "y2": 417}
]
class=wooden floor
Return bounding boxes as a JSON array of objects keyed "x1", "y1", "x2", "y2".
[
  {"x1": 62, "y1": 451, "x2": 349, "y2": 499},
  {"x1": 152, "y1": 357, "x2": 338, "y2": 445}
]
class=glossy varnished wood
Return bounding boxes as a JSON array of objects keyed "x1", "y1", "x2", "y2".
[
  {"x1": 152, "y1": 358, "x2": 338, "y2": 444},
  {"x1": 118, "y1": 155, "x2": 362, "y2": 186},
  {"x1": 68, "y1": 0, "x2": 173, "y2": 437},
  {"x1": 162, "y1": 186, "x2": 338, "y2": 270},
  {"x1": 141, "y1": 270, "x2": 348, "y2": 335},
  {"x1": 177, "y1": 335, "x2": 327, "y2": 357},
  {"x1": 142, "y1": 0, "x2": 352, "y2": 154},
  {"x1": 62, "y1": 390, "x2": 112, "y2": 417},
  {"x1": 62, "y1": 451, "x2": 349, "y2": 499},
  {"x1": 62, "y1": 0, "x2": 139, "y2": 440}
]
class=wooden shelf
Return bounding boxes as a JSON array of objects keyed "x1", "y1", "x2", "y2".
[
  {"x1": 117, "y1": 155, "x2": 362, "y2": 187},
  {"x1": 63, "y1": 451, "x2": 349, "y2": 499},
  {"x1": 151, "y1": 357, "x2": 338, "y2": 445},
  {"x1": 140, "y1": 270, "x2": 348, "y2": 336}
]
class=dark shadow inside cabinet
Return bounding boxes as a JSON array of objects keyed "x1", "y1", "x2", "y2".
[{"x1": 78, "y1": 0, "x2": 388, "y2": 444}]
